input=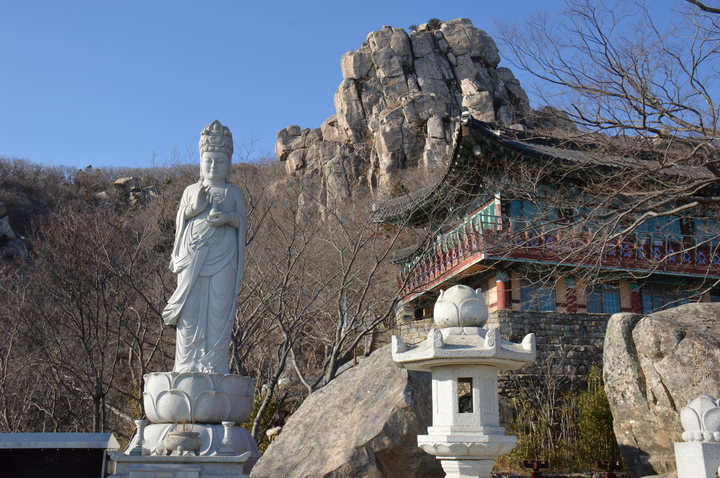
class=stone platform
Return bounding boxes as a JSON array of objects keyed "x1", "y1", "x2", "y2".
[
  {"x1": 136, "y1": 422, "x2": 259, "y2": 465},
  {"x1": 106, "y1": 451, "x2": 251, "y2": 478}
]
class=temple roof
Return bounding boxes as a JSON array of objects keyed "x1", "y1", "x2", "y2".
[
  {"x1": 372, "y1": 115, "x2": 717, "y2": 225},
  {"x1": 371, "y1": 184, "x2": 438, "y2": 222}
]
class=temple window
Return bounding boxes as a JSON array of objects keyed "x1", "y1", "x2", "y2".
[
  {"x1": 520, "y1": 278, "x2": 556, "y2": 312},
  {"x1": 507, "y1": 200, "x2": 559, "y2": 236},
  {"x1": 641, "y1": 285, "x2": 690, "y2": 313},
  {"x1": 694, "y1": 218, "x2": 720, "y2": 244},
  {"x1": 586, "y1": 283, "x2": 621, "y2": 314},
  {"x1": 636, "y1": 216, "x2": 682, "y2": 241}
]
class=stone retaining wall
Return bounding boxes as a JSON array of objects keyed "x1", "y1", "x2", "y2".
[
  {"x1": 490, "y1": 310, "x2": 609, "y2": 393},
  {"x1": 394, "y1": 318, "x2": 436, "y2": 346}
]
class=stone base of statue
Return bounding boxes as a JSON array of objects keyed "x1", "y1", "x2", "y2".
[
  {"x1": 113, "y1": 371, "x2": 260, "y2": 475},
  {"x1": 140, "y1": 423, "x2": 258, "y2": 459},
  {"x1": 106, "y1": 450, "x2": 252, "y2": 478}
]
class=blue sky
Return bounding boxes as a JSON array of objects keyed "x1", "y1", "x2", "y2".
[{"x1": 0, "y1": 0, "x2": 680, "y2": 169}]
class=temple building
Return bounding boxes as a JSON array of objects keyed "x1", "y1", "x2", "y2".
[{"x1": 373, "y1": 113, "x2": 720, "y2": 377}]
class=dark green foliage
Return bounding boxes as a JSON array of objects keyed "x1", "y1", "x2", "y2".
[
  {"x1": 497, "y1": 366, "x2": 623, "y2": 474},
  {"x1": 576, "y1": 367, "x2": 623, "y2": 465},
  {"x1": 240, "y1": 399, "x2": 279, "y2": 453},
  {"x1": 427, "y1": 18, "x2": 442, "y2": 31}
]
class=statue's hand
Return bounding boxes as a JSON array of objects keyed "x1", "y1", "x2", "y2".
[
  {"x1": 206, "y1": 211, "x2": 232, "y2": 227},
  {"x1": 187, "y1": 185, "x2": 210, "y2": 218}
]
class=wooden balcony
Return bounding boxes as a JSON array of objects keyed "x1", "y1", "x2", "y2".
[{"x1": 398, "y1": 215, "x2": 720, "y2": 300}]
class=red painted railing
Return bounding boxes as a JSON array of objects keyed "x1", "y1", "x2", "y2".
[{"x1": 398, "y1": 215, "x2": 720, "y2": 296}]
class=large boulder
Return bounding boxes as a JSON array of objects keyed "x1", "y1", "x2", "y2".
[
  {"x1": 603, "y1": 305, "x2": 720, "y2": 477},
  {"x1": 250, "y1": 345, "x2": 443, "y2": 478},
  {"x1": 276, "y1": 18, "x2": 531, "y2": 208}
]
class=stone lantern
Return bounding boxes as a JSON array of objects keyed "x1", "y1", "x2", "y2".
[{"x1": 392, "y1": 285, "x2": 536, "y2": 478}]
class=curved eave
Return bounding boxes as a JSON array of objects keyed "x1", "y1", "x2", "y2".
[
  {"x1": 373, "y1": 116, "x2": 718, "y2": 226},
  {"x1": 371, "y1": 123, "x2": 482, "y2": 225}
]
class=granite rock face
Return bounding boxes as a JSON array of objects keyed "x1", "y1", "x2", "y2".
[
  {"x1": 603, "y1": 305, "x2": 720, "y2": 477},
  {"x1": 0, "y1": 202, "x2": 28, "y2": 260},
  {"x1": 249, "y1": 345, "x2": 443, "y2": 478},
  {"x1": 276, "y1": 18, "x2": 530, "y2": 207}
]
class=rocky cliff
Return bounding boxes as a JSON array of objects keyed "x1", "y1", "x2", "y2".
[{"x1": 275, "y1": 18, "x2": 530, "y2": 208}]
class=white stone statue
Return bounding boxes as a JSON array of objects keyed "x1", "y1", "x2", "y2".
[
  {"x1": 128, "y1": 121, "x2": 258, "y2": 467},
  {"x1": 162, "y1": 120, "x2": 247, "y2": 375}
]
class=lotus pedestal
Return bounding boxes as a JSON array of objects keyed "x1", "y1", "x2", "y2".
[{"x1": 120, "y1": 371, "x2": 260, "y2": 475}]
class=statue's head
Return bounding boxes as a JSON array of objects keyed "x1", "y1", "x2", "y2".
[{"x1": 199, "y1": 120, "x2": 233, "y2": 181}]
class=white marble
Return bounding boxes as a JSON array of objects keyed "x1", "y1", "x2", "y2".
[
  {"x1": 391, "y1": 325, "x2": 536, "y2": 372},
  {"x1": 133, "y1": 122, "x2": 257, "y2": 468},
  {"x1": 141, "y1": 424, "x2": 257, "y2": 458},
  {"x1": 162, "y1": 120, "x2": 248, "y2": 375},
  {"x1": 439, "y1": 459, "x2": 495, "y2": 478},
  {"x1": 143, "y1": 372, "x2": 253, "y2": 424},
  {"x1": 676, "y1": 394, "x2": 720, "y2": 478},
  {"x1": 392, "y1": 285, "x2": 536, "y2": 478},
  {"x1": 675, "y1": 442, "x2": 720, "y2": 478},
  {"x1": 434, "y1": 285, "x2": 488, "y2": 328},
  {"x1": 128, "y1": 420, "x2": 148, "y2": 456},
  {"x1": 106, "y1": 450, "x2": 250, "y2": 478},
  {"x1": 680, "y1": 394, "x2": 720, "y2": 442}
]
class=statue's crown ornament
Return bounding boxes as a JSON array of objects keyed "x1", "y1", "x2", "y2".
[{"x1": 199, "y1": 120, "x2": 233, "y2": 157}]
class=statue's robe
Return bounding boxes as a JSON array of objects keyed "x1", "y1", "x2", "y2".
[{"x1": 162, "y1": 181, "x2": 247, "y2": 374}]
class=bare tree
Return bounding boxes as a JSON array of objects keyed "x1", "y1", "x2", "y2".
[
  {"x1": 495, "y1": 0, "x2": 720, "y2": 259},
  {"x1": 2, "y1": 189, "x2": 178, "y2": 436},
  {"x1": 26, "y1": 206, "x2": 131, "y2": 433},
  {"x1": 227, "y1": 167, "x2": 417, "y2": 444},
  {"x1": 498, "y1": 0, "x2": 719, "y2": 149}
]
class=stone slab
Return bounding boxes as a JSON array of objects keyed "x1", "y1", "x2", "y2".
[
  {"x1": 128, "y1": 463, "x2": 201, "y2": 478},
  {"x1": 107, "y1": 450, "x2": 248, "y2": 478},
  {"x1": 0, "y1": 432, "x2": 120, "y2": 449}
]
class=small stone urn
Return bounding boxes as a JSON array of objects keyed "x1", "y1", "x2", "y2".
[{"x1": 163, "y1": 431, "x2": 202, "y2": 456}]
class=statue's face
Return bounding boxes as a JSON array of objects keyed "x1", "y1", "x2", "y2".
[{"x1": 201, "y1": 151, "x2": 229, "y2": 182}]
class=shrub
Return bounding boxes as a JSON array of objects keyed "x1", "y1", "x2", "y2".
[{"x1": 496, "y1": 364, "x2": 623, "y2": 474}]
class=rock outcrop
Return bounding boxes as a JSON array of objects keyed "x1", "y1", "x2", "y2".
[
  {"x1": 111, "y1": 177, "x2": 158, "y2": 205},
  {"x1": 249, "y1": 345, "x2": 443, "y2": 478},
  {"x1": 0, "y1": 201, "x2": 28, "y2": 260},
  {"x1": 275, "y1": 18, "x2": 530, "y2": 207},
  {"x1": 603, "y1": 305, "x2": 720, "y2": 477}
]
